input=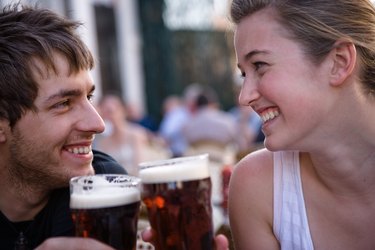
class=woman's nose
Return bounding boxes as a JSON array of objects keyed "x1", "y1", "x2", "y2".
[{"x1": 238, "y1": 79, "x2": 261, "y2": 106}]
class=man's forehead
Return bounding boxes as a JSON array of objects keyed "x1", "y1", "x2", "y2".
[{"x1": 29, "y1": 53, "x2": 71, "y2": 80}]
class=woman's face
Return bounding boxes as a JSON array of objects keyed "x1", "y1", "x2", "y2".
[{"x1": 234, "y1": 8, "x2": 334, "y2": 151}]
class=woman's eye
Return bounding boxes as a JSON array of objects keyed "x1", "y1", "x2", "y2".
[
  {"x1": 87, "y1": 94, "x2": 94, "y2": 103},
  {"x1": 253, "y1": 61, "x2": 266, "y2": 70}
]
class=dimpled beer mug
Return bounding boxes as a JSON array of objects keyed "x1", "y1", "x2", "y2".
[
  {"x1": 70, "y1": 174, "x2": 141, "y2": 250},
  {"x1": 139, "y1": 154, "x2": 215, "y2": 250}
]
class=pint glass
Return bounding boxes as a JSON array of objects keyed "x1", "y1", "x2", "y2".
[
  {"x1": 139, "y1": 154, "x2": 215, "y2": 250},
  {"x1": 70, "y1": 174, "x2": 141, "y2": 250}
]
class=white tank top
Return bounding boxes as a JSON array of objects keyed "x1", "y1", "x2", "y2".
[{"x1": 273, "y1": 151, "x2": 314, "y2": 250}]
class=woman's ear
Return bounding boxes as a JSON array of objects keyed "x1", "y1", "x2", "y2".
[{"x1": 329, "y1": 40, "x2": 357, "y2": 86}]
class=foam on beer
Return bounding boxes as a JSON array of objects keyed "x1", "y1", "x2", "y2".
[
  {"x1": 139, "y1": 154, "x2": 210, "y2": 183},
  {"x1": 70, "y1": 176, "x2": 140, "y2": 209}
]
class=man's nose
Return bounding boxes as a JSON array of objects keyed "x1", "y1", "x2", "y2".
[{"x1": 77, "y1": 102, "x2": 105, "y2": 134}]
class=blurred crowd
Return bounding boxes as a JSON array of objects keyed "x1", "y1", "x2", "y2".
[{"x1": 94, "y1": 83, "x2": 264, "y2": 176}]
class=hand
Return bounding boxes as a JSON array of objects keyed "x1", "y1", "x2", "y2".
[
  {"x1": 35, "y1": 237, "x2": 114, "y2": 250},
  {"x1": 215, "y1": 234, "x2": 230, "y2": 250},
  {"x1": 141, "y1": 228, "x2": 229, "y2": 250}
]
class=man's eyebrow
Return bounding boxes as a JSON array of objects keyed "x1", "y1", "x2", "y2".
[
  {"x1": 43, "y1": 85, "x2": 95, "y2": 104},
  {"x1": 45, "y1": 89, "x2": 81, "y2": 103}
]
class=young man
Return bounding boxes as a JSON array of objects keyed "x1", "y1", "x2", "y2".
[
  {"x1": 0, "y1": 4, "x2": 125, "y2": 249},
  {"x1": 0, "y1": 4, "x2": 229, "y2": 250}
]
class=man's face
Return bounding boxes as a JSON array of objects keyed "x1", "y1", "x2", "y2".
[{"x1": 7, "y1": 53, "x2": 105, "y2": 189}]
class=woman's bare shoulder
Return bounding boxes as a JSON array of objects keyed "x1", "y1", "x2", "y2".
[
  {"x1": 233, "y1": 148, "x2": 274, "y2": 182},
  {"x1": 228, "y1": 148, "x2": 279, "y2": 249},
  {"x1": 229, "y1": 147, "x2": 274, "y2": 211}
]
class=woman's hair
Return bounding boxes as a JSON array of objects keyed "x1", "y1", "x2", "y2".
[
  {"x1": 0, "y1": 3, "x2": 94, "y2": 127},
  {"x1": 230, "y1": 0, "x2": 375, "y2": 96}
]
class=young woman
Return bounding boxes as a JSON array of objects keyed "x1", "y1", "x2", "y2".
[{"x1": 228, "y1": 0, "x2": 375, "y2": 249}]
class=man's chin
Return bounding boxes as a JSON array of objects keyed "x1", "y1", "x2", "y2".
[
  {"x1": 70, "y1": 165, "x2": 95, "y2": 179},
  {"x1": 80, "y1": 165, "x2": 95, "y2": 176}
]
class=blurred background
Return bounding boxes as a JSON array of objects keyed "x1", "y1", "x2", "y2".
[{"x1": 1, "y1": 0, "x2": 238, "y2": 127}]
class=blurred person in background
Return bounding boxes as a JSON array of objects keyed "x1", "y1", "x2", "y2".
[
  {"x1": 94, "y1": 93, "x2": 150, "y2": 176},
  {"x1": 126, "y1": 101, "x2": 158, "y2": 133},
  {"x1": 159, "y1": 95, "x2": 186, "y2": 157},
  {"x1": 182, "y1": 86, "x2": 238, "y2": 149},
  {"x1": 158, "y1": 83, "x2": 203, "y2": 157},
  {"x1": 230, "y1": 105, "x2": 263, "y2": 148}
]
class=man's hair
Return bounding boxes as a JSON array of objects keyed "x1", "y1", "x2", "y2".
[{"x1": 0, "y1": 3, "x2": 94, "y2": 127}]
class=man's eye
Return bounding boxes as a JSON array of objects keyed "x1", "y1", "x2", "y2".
[{"x1": 53, "y1": 99, "x2": 70, "y2": 109}]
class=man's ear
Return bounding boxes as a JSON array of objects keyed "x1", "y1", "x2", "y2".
[
  {"x1": 0, "y1": 119, "x2": 9, "y2": 143},
  {"x1": 329, "y1": 40, "x2": 357, "y2": 86}
]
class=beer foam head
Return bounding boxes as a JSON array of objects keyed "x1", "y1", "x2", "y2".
[
  {"x1": 139, "y1": 154, "x2": 210, "y2": 183},
  {"x1": 70, "y1": 175, "x2": 141, "y2": 209}
]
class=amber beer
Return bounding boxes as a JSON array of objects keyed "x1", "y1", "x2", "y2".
[
  {"x1": 70, "y1": 175, "x2": 141, "y2": 250},
  {"x1": 139, "y1": 154, "x2": 215, "y2": 250}
]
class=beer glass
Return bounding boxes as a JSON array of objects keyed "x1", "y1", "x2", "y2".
[
  {"x1": 139, "y1": 154, "x2": 215, "y2": 250},
  {"x1": 70, "y1": 174, "x2": 141, "y2": 250}
]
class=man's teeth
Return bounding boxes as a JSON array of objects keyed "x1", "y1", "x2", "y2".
[
  {"x1": 67, "y1": 146, "x2": 91, "y2": 154},
  {"x1": 261, "y1": 110, "x2": 280, "y2": 123}
]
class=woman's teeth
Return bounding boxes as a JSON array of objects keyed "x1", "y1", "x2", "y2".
[{"x1": 261, "y1": 110, "x2": 280, "y2": 123}]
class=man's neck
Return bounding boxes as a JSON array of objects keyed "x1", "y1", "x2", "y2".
[{"x1": 0, "y1": 176, "x2": 49, "y2": 222}]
